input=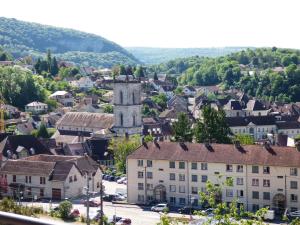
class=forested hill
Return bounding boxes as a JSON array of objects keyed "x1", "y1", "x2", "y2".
[
  {"x1": 151, "y1": 47, "x2": 300, "y2": 103},
  {"x1": 126, "y1": 47, "x2": 248, "y2": 64},
  {"x1": 0, "y1": 17, "x2": 139, "y2": 67}
]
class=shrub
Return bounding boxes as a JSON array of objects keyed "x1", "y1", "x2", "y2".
[{"x1": 58, "y1": 200, "x2": 72, "y2": 219}]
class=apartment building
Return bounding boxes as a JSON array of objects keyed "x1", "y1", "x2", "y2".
[{"x1": 127, "y1": 141, "x2": 300, "y2": 214}]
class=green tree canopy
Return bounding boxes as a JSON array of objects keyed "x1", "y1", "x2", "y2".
[
  {"x1": 172, "y1": 112, "x2": 193, "y2": 142},
  {"x1": 194, "y1": 106, "x2": 231, "y2": 144}
]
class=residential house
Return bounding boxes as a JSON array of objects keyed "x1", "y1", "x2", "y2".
[
  {"x1": 196, "y1": 85, "x2": 220, "y2": 96},
  {"x1": 246, "y1": 100, "x2": 270, "y2": 116},
  {"x1": 223, "y1": 100, "x2": 244, "y2": 117},
  {"x1": 0, "y1": 135, "x2": 52, "y2": 162},
  {"x1": 127, "y1": 141, "x2": 300, "y2": 213},
  {"x1": 25, "y1": 102, "x2": 48, "y2": 114},
  {"x1": 183, "y1": 86, "x2": 196, "y2": 97},
  {"x1": 142, "y1": 117, "x2": 172, "y2": 141},
  {"x1": 71, "y1": 77, "x2": 94, "y2": 90},
  {"x1": 49, "y1": 91, "x2": 74, "y2": 107},
  {"x1": 0, "y1": 154, "x2": 101, "y2": 200}
]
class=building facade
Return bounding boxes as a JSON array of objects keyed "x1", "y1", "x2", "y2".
[
  {"x1": 127, "y1": 142, "x2": 300, "y2": 214},
  {"x1": 113, "y1": 75, "x2": 142, "y2": 135}
]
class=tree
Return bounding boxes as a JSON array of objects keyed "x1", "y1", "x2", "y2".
[
  {"x1": 36, "y1": 123, "x2": 50, "y2": 138},
  {"x1": 58, "y1": 200, "x2": 72, "y2": 219},
  {"x1": 119, "y1": 65, "x2": 127, "y2": 75},
  {"x1": 233, "y1": 134, "x2": 254, "y2": 145},
  {"x1": 34, "y1": 58, "x2": 41, "y2": 74},
  {"x1": 153, "y1": 72, "x2": 158, "y2": 80},
  {"x1": 144, "y1": 135, "x2": 154, "y2": 142},
  {"x1": 172, "y1": 113, "x2": 193, "y2": 142},
  {"x1": 126, "y1": 65, "x2": 133, "y2": 75},
  {"x1": 47, "y1": 49, "x2": 52, "y2": 72},
  {"x1": 50, "y1": 57, "x2": 59, "y2": 76},
  {"x1": 151, "y1": 93, "x2": 167, "y2": 110},
  {"x1": 110, "y1": 135, "x2": 140, "y2": 173},
  {"x1": 103, "y1": 104, "x2": 113, "y2": 113},
  {"x1": 45, "y1": 99, "x2": 57, "y2": 111},
  {"x1": 174, "y1": 87, "x2": 183, "y2": 95},
  {"x1": 194, "y1": 106, "x2": 231, "y2": 143},
  {"x1": 134, "y1": 66, "x2": 145, "y2": 78},
  {"x1": 142, "y1": 105, "x2": 157, "y2": 117}
]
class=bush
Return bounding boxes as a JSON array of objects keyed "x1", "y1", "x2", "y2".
[{"x1": 58, "y1": 200, "x2": 72, "y2": 219}]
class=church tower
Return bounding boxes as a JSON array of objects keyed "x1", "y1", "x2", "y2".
[{"x1": 113, "y1": 75, "x2": 142, "y2": 136}]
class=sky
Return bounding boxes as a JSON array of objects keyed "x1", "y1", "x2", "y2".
[{"x1": 1, "y1": 0, "x2": 300, "y2": 48}]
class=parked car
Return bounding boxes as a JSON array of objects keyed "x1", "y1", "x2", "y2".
[
  {"x1": 117, "y1": 177, "x2": 126, "y2": 184},
  {"x1": 113, "y1": 194, "x2": 126, "y2": 201},
  {"x1": 151, "y1": 203, "x2": 169, "y2": 212},
  {"x1": 84, "y1": 200, "x2": 100, "y2": 207},
  {"x1": 116, "y1": 218, "x2": 131, "y2": 225},
  {"x1": 201, "y1": 208, "x2": 214, "y2": 217},
  {"x1": 178, "y1": 206, "x2": 198, "y2": 214},
  {"x1": 107, "y1": 215, "x2": 122, "y2": 224},
  {"x1": 287, "y1": 210, "x2": 300, "y2": 219},
  {"x1": 69, "y1": 209, "x2": 80, "y2": 218},
  {"x1": 103, "y1": 194, "x2": 114, "y2": 202},
  {"x1": 108, "y1": 175, "x2": 115, "y2": 181}
]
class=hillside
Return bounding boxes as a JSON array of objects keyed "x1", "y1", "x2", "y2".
[
  {"x1": 150, "y1": 47, "x2": 300, "y2": 103},
  {"x1": 126, "y1": 47, "x2": 248, "y2": 64},
  {"x1": 0, "y1": 17, "x2": 139, "y2": 67}
]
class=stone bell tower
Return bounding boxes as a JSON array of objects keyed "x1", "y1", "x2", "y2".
[{"x1": 113, "y1": 75, "x2": 142, "y2": 136}]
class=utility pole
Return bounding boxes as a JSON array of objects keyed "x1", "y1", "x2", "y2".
[
  {"x1": 144, "y1": 166, "x2": 147, "y2": 205},
  {"x1": 99, "y1": 180, "x2": 103, "y2": 225},
  {"x1": 85, "y1": 172, "x2": 90, "y2": 225}
]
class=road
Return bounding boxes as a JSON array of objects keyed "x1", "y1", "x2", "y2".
[{"x1": 22, "y1": 181, "x2": 281, "y2": 225}]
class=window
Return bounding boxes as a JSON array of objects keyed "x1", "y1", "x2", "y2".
[
  {"x1": 291, "y1": 168, "x2": 298, "y2": 176},
  {"x1": 169, "y1": 161, "x2": 175, "y2": 168},
  {"x1": 120, "y1": 113, "x2": 123, "y2": 126},
  {"x1": 40, "y1": 177, "x2": 46, "y2": 185},
  {"x1": 226, "y1": 164, "x2": 233, "y2": 172},
  {"x1": 179, "y1": 161, "x2": 185, "y2": 169},
  {"x1": 132, "y1": 92, "x2": 135, "y2": 104},
  {"x1": 291, "y1": 194, "x2": 298, "y2": 202},
  {"x1": 263, "y1": 166, "x2": 270, "y2": 174},
  {"x1": 69, "y1": 176, "x2": 73, "y2": 183},
  {"x1": 147, "y1": 172, "x2": 153, "y2": 179},
  {"x1": 237, "y1": 165, "x2": 243, "y2": 172},
  {"x1": 263, "y1": 192, "x2": 270, "y2": 200},
  {"x1": 237, "y1": 190, "x2": 244, "y2": 198},
  {"x1": 40, "y1": 189, "x2": 44, "y2": 197},
  {"x1": 236, "y1": 178, "x2": 244, "y2": 185},
  {"x1": 138, "y1": 160, "x2": 143, "y2": 167},
  {"x1": 201, "y1": 163, "x2": 208, "y2": 170},
  {"x1": 191, "y1": 162, "x2": 197, "y2": 170},
  {"x1": 252, "y1": 191, "x2": 259, "y2": 199},
  {"x1": 170, "y1": 197, "x2": 176, "y2": 205},
  {"x1": 138, "y1": 171, "x2": 144, "y2": 178},
  {"x1": 179, "y1": 174, "x2": 185, "y2": 181},
  {"x1": 191, "y1": 187, "x2": 198, "y2": 194},
  {"x1": 252, "y1": 204, "x2": 260, "y2": 212},
  {"x1": 191, "y1": 175, "x2": 197, "y2": 182},
  {"x1": 138, "y1": 195, "x2": 144, "y2": 202},
  {"x1": 119, "y1": 91, "x2": 123, "y2": 104},
  {"x1": 226, "y1": 189, "x2": 233, "y2": 197},
  {"x1": 138, "y1": 183, "x2": 144, "y2": 190},
  {"x1": 27, "y1": 188, "x2": 32, "y2": 196},
  {"x1": 179, "y1": 198, "x2": 186, "y2": 205},
  {"x1": 147, "y1": 183, "x2": 153, "y2": 190},
  {"x1": 263, "y1": 179, "x2": 270, "y2": 187},
  {"x1": 13, "y1": 175, "x2": 16, "y2": 182},
  {"x1": 202, "y1": 175, "x2": 208, "y2": 183},
  {"x1": 147, "y1": 160, "x2": 152, "y2": 167},
  {"x1": 74, "y1": 175, "x2": 77, "y2": 182},
  {"x1": 252, "y1": 179, "x2": 259, "y2": 186},
  {"x1": 25, "y1": 176, "x2": 31, "y2": 183},
  {"x1": 179, "y1": 186, "x2": 185, "y2": 193},
  {"x1": 132, "y1": 115, "x2": 136, "y2": 127},
  {"x1": 252, "y1": 166, "x2": 259, "y2": 173},
  {"x1": 97, "y1": 182, "x2": 100, "y2": 188},
  {"x1": 291, "y1": 181, "x2": 298, "y2": 189},
  {"x1": 169, "y1": 185, "x2": 176, "y2": 192},
  {"x1": 170, "y1": 173, "x2": 175, "y2": 181}
]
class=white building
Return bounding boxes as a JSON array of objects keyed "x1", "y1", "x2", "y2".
[
  {"x1": 0, "y1": 154, "x2": 101, "y2": 200},
  {"x1": 71, "y1": 77, "x2": 94, "y2": 90},
  {"x1": 127, "y1": 142, "x2": 300, "y2": 213},
  {"x1": 25, "y1": 101, "x2": 48, "y2": 114},
  {"x1": 49, "y1": 91, "x2": 74, "y2": 107}
]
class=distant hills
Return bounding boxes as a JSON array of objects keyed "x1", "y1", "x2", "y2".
[
  {"x1": 0, "y1": 17, "x2": 139, "y2": 67},
  {"x1": 126, "y1": 47, "x2": 250, "y2": 64}
]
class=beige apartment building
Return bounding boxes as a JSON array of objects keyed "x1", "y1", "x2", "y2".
[{"x1": 127, "y1": 141, "x2": 300, "y2": 213}]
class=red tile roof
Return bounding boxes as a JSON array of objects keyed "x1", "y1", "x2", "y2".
[{"x1": 128, "y1": 142, "x2": 300, "y2": 167}]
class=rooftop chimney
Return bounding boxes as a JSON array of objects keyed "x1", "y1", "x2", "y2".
[{"x1": 234, "y1": 140, "x2": 241, "y2": 149}]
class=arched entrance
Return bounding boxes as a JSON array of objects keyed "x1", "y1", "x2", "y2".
[
  {"x1": 273, "y1": 193, "x2": 286, "y2": 215},
  {"x1": 154, "y1": 185, "x2": 166, "y2": 203}
]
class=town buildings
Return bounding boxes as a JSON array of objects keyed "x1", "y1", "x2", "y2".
[
  {"x1": 25, "y1": 101, "x2": 48, "y2": 114},
  {"x1": 0, "y1": 154, "x2": 101, "y2": 200},
  {"x1": 49, "y1": 91, "x2": 74, "y2": 107},
  {"x1": 127, "y1": 141, "x2": 300, "y2": 213}
]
